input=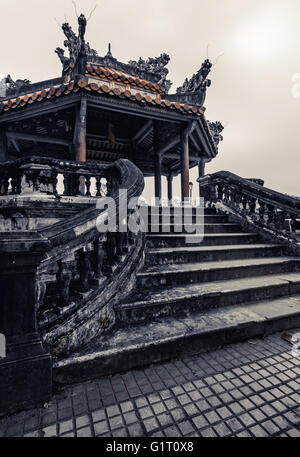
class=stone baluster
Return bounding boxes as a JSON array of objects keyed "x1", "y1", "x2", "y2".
[
  {"x1": 248, "y1": 198, "x2": 257, "y2": 218},
  {"x1": 56, "y1": 261, "x2": 72, "y2": 307},
  {"x1": 51, "y1": 171, "x2": 58, "y2": 196},
  {"x1": 77, "y1": 171, "x2": 86, "y2": 196},
  {"x1": 258, "y1": 201, "x2": 266, "y2": 224},
  {"x1": 267, "y1": 204, "x2": 276, "y2": 225},
  {"x1": 35, "y1": 279, "x2": 47, "y2": 311},
  {"x1": 274, "y1": 210, "x2": 286, "y2": 231},
  {"x1": 0, "y1": 174, "x2": 9, "y2": 195},
  {"x1": 208, "y1": 183, "x2": 217, "y2": 206},
  {"x1": 217, "y1": 183, "x2": 224, "y2": 202},
  {"x1": 90, "y1": 236, "x2": 106, "y2": 285},
  {"x1": 10, "y1": 174, "x2": 18, "y2": 195},
  {"x1": 63, "y1": 172, "x2": 71, "y2": 196},
  {"x1": 233, "y1": 189, "x2": 242, "y2": 211},
  {"x1": 223, "y1": 187, "x2": 230, "y2": 205},
  {"x1": 95, "y1": 177, "x2": 102, "y2": 197},
  {"x1": 73, "y1": 174, "x2": 80, "y2": 196},
  {"x1": 104, "y1": 232, "x2": 119, "y2": 275},
  {"x1": 76, "y1": 247, "x2": 91, "y2": 293},
  {"x1": 290, "y1": 213, "x2": 298, "y2": 233},
  {"x1": 241, "y1": 195, "x2": 248, "y2": 214},
  {"x1": 85, "y1": 175, "x2": 91, "y2": 197}
]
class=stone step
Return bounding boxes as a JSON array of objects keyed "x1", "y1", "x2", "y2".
[
  {"x1": 147, "y1": 233, "x2": 261, "y2": 248},
  {"x1": 142, "y1": 206, "x2": 217, "y2": 215},
  {"x1": 116, "y1": 272, "x2": 300, "y2": 324},
  {"x1": 53, "y1": 294, "x2": 300, "y2": 385},
  {"x1": 137, "y1": 257, "x2": 300, "y2": 289},
  {"x1": 142, "y1": 214, "x2": 229, "y2": 224},
  {"x1": 145, "y1": 244, "x2": 285, "y2": 266},
  {"x1": 146, "y1": 223, "x2": 243, "y2": 234}
]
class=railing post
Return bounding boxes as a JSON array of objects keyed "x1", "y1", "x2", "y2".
[{"x1": 0, "y1": 251, "x2": 52, "y2": 414}]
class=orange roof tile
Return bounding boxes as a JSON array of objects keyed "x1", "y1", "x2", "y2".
[
  {"x1": 0, "y1": 79, "x2": 204, "y2": 117},
  {"x1": 86, "y1": 64, "x2": 163, "y2": 94}
]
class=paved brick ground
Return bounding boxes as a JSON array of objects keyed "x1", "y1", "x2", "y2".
[{"x1": 0, "y1": 331, "x2": 299, "y2": 437}]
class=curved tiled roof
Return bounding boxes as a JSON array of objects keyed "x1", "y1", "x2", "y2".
[
  {"x1": 86, "y1": 65, "x2": 164, "y2": 94},
  {"x1": 0, "y1": 79, "x2": 204, "y2": 117}
]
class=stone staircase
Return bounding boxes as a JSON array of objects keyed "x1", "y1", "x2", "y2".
[{"x1": 53, "y1": 206, "x2": 300, "y2": 385}]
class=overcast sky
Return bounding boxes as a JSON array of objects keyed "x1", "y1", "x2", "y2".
[{"x1": 1, "y1": 0, "x2": 300, "y2": 201}]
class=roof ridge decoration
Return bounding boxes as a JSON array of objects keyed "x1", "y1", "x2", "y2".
[
  {"x1": 3, "y1": 75, "x2": 32, "y2": 98},
  {"x1": 55, "y1": 12, "x2": 172, "y2": 93},
  {"x1": 127, "y1": 54, "x2": 172, "y2": 93},
  {"x1": 55, "y1": 13, "x2": 97, "y2": 83},
  {"x1": 165, "y1": 59, "x2": 212, "y2": 108}
]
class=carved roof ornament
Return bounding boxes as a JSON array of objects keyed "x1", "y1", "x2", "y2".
[
  {"x1": 55, "y1": 10, "x2": 172, "y2": 92},
  {"x1": 128, "y1": 53, "x2": 172, "y2": 92},
  {"x1": 207, "y1": 120, "x2": 224, "y2": 146},
  {"x1": 165, "y1": 59, "x2": 212, "y2": 108},
  {"x1": 5, "y1": 75, "x2": 31, "y2": 96},
  {"x1": 56, "y1": 13, "x2": 97, "y2": 82}
]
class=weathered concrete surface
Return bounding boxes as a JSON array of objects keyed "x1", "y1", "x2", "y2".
[
  {"x1": 53, "y1": 296, "x2": 300, "y2": 385},
  {"x1": 117, "y1": 273, "x2": 300, "y2": 324},
  {"x1": 0, "y1": 195, "x2": 95, "y2": 231},
  {"x1": 145, "y1": 243, "x2": 284, "y2": 265}
]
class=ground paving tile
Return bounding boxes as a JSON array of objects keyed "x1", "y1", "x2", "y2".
[{"x1": 0, "y1": 331, "x2": 299, "y2": 437}]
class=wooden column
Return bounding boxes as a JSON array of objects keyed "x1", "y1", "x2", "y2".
[
  {"x1": 153, "y1": 121, "x2": 162, "y2": 202},
  {"x1": 180, "y1": 125, "x2": 190, "y2": 202},
  {"x1": 198, "y1": 159, "x2": 206, "y2": 178},
  {"x1": 154, "y1": 154, "x2": 162, "y2": 202},
  {"x1": 73, "y1": 97, "x2": 87, "y2": 162},
  {"x1": 167, "y1": 172, "x2": 173, "y2": 202},
  {"x1": 198, "y1": 158, "x2": 206, "y2": 197},
  {"x1": 0, "y1": 126, "x2": 7, "y2": 162}
]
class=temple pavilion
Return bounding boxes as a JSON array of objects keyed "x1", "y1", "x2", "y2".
[{"x1": 0, "y1": 13, "x2": 223, "y2": 201}]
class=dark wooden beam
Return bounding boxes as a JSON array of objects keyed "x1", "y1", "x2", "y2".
[
  {"x1": 0, "y1": 97, "x2": 79, "y2": 124},
  {"x1": 0, "y1": 126, "x2": 7, "y2": 162},
  {"x1": 6, "y1": 131, "x2": 71, "y2": 147},
  {"x1": 159, "y1": 135, "x2": 180, "y2": 157},
  {"x1": 190, "y1": 130, "x2": 201, "y2": 152},
  {"x1": 11, "y1": 137, "x2": 20, "y2": 153},
  {"x1": 164, "y1": 152, "x2": 199, "y2": 161},
  {"x1": 194, "y1": 120, "x2": 214, "y2": 158},
  {"x1": 133, "y1": 119, "x2": 153, "y2": 144},
  {"x1": 88, "y1": 96, "x2": 193, "y2": 123}
]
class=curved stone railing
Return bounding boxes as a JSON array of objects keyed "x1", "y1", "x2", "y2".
[
  {"x1": 0, "y1": 156, "x2": 108, "y2": 198},
  {"x1": 198, "y1": 171, "x2": 300, "y2": 242},
  {"x1": 0, "y1": 158, "x2": 145, "y2": 414}
]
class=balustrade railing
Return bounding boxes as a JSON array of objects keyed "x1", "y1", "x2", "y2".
[
  {"x1": 0, "y1": 158, "x2": 145, "y2": 413},
  {"x1": 198, "y1": 171, "x2": 300, "y2": 235},
  {"x1": 0, "y1": 156, "x2": 107, "y2": 198}
]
